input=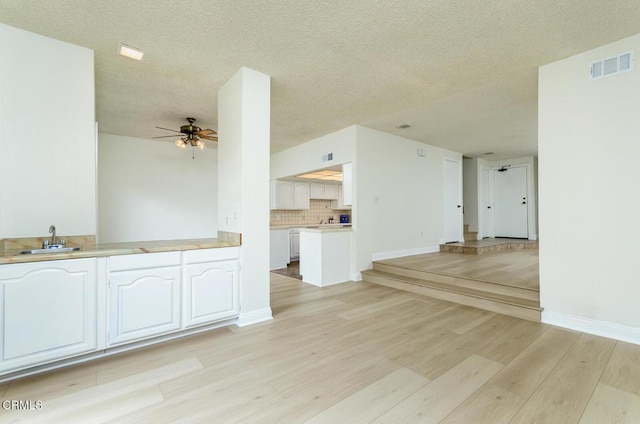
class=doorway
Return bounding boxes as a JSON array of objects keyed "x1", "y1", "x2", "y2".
[
  {"x1": 494, "y1": 165, "x2": 529, "y2": 238},
  {"x1": 444, "y1": 158, "x2": 463, "y2": 243},
  {"x1": 480, "y1": 166, "x2": 495, "y2": 238}
]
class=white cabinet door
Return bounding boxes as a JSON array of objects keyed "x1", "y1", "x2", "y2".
[
  {"x1": 293, "y1": 182, "x2": 310, "y2": 209},
  {"x1": 0, "y1": 259, "x2": 97, "y2": 372},
  {"x1": 310, "y1": 183, "x2": 338, "y2": 200},
  {"x1": 270, "y1": 229, "x2": 290, "y2": 270},
  {"x1": 310, "y1": 183, "x2": 325, "y2": 199},
  {"x1": 275, "y1": 180, "x2": 294, "y2": 209},
  {"x1": 331, "y1": 185, "x2": 352, "y2": 210},
  {"x1": 342, "y1": 163, "x2": 353, "y2": 206},
  {"x1": 271, "y1": 180, "x2": 309, "y2": 210},
  {"x1": 290, "y1": 232, "x2": 300, "y2": 260},
  {"x1": 184, "y1": 260, "x2": 239, "y2": 327},
  {"x1": 324, "y1": 184, "x2": 339, "y2": 200},
  {"x1": 108, "y1": 266, "x2": 181, "y2": 345}
]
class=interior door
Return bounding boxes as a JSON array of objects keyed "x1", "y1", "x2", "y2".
[
  {"x1": 444, "y1": 159, "x2": 463, "y2": 243},
  {"x1": 480, "y1": 167, "x2": 494, "y2": 238},
  {"x1": 494, "y1": 166, "x2": 528, "y2": 238}
]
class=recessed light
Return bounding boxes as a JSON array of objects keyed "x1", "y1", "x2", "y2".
[
  {"x1": 396, "y1": 124, "x2": 411, "y2": 129},
  {"x1": 117, "y1": 43, "x2": 144, "y2": 61}
]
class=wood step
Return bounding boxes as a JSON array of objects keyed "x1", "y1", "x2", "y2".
[
  {"x1": 372, "y1": 262, "x2": 539, "y2": 302},
  {"x1": 362, "y1": 270, "x2": 542, "y2": 322},
  {"x1": 464, "y1": 232, "x2": 478, "y2": 241},
  {"x1": 439, "y1": 241, "x2": 538, "y2": 255}
]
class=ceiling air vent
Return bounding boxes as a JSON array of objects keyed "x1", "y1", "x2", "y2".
[{"x1": 590, "y1": 51, "x2": 634, "y2": 80}]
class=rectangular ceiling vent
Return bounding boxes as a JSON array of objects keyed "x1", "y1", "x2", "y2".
[{"x1": 590, "y1": 51, "x2": 634, "y2": 80}]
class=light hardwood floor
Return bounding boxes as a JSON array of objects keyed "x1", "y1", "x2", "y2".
[
  {"x1": 376, "y1": 250, "x2": 539, "y2": 290},
  {"x1": 1, "y1": 273, "x2": 639, "y2": 423}
]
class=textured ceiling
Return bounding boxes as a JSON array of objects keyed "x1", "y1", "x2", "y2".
[{"x1": 1, "y1": 1, "x2": 639, "y2": 158}]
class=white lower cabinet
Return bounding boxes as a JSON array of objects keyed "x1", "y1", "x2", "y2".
[
  {"x1": 0, "y1": 258, "x2": 98, "y2": 373},
  {"x1": 108, "y1": 266, "x2": 181, "y2": 346},
  {"x1": 0, "y1": 247, "x2": 240, "y2": 378},
  {"x1": 184, "y1": 260, "x2": 239, "y2": 327}
]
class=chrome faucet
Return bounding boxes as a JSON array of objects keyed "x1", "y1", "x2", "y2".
[
  {"x1": 42, "y1": 225, "x2": 65, "y2": 249},
  {"x1": 49, "y1": 225, "x2": 56, "y2": 246}
]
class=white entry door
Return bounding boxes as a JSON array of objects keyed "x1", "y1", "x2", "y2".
[
  {"x1": 494, "y1": 166, "x2": 528, "y2": 238},
  {"x1": 480, "y1": 167, "x2": 494, "y2": 238},
  {"x1": 444, "y1": 158, "x2": 462, "y2": 243}
]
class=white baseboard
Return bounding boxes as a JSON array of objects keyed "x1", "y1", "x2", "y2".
[
  {"x1": 372, "y1": 246, "x2": 440, "y2": 261},
  {"x1": 352, "y1": 272, "x2": 362, "y2": 282},
  {"x1": 542, "y1": 310, "x2": 640, "y2": 346},
  {"x1": 236, "y1": 308, "x2": 273, "y2": 327}
]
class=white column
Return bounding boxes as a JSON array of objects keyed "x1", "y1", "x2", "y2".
[{"x1": 218, "y1": 67, "x2": 272, "y2": 326}]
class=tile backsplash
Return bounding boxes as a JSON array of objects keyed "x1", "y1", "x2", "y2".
[{"x1": 270, "y1": 200, "x2": 350, "y2": 226}]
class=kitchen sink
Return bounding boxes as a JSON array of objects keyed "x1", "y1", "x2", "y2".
[{"x1": 19, "y1": 246, "x2": 81, "y2": 255}]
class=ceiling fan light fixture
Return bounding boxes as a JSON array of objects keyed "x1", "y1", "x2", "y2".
[
  {"x1": 196, "y1": 139, "x2": 205, "y2": 150},
  {"x1": 175, "y1": 138, "x2": 187, "y2": 148},
  {"x1": 117, "y1": 42, "x2": 144, "y2": 61}
]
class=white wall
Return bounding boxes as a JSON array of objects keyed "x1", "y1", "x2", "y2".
[
  {"x1": 539, "y1": 32, "x2": 640, "y2": 343},
  {"x1": 97, "y1": 133, "x2": 218, "y2": 243},
  {"x1": 0, "y1": 24, "x2": 96, "y2": 239},
  {"x1": 356, "y1": 126, "x2": 462, "y2": 272},
  {"x1": 463, "y1": 158, "x2": 479, "y2": 232},
  {"x1": 270, "y1": 126, "x2": 357, "y2": 179},
  {"x1": 218, "y1": 67, "x2": 272, "y2": 326},
  {"x1": 271, "y1": 125, "x2": 462, "y2": 279}
]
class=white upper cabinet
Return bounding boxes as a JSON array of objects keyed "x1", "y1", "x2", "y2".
[
  {"x1": 342, "y1": 163, "x2": 353, "y2": 206},
  {"x1": 331, "y1": 185, "x2": 352, "y2": 210},
  {"x1": 309, "y1": 182, "x2": 339, "y2": 200},
  {"x1": 324, "y1": 183, "x2": 339, "y2": 200},
  {"x1": 270, "y1": 180, "x2": 310, "y2": 210},
  {"x1": 293, "y1": 182, "x2": 310, "y2": 208}
]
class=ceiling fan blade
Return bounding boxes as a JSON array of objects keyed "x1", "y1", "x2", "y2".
[
  {"x1": 155, "y1": 126, "x2": 183, "y2": 133},
  {"x1": 200, "y1": 135, "x2": 218, "y2": 141},
  {"x1": 152, "y1": 135, "x2": 183, "y2": 139},
  {"x1": 195, "y1": 128, "x2": 217, "y2": 136}
]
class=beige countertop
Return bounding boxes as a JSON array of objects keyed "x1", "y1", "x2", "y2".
[
  {"x1": 298, "y1": 227, "x2": 353, "y2": 233},
  {"x1": 0, "y1": 238, "x2": 240, "y2": 265},
  {"x1": 270, "y1": 224, "x2": 352, "y2": 230}
]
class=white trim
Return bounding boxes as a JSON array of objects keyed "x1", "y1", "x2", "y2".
[
  {"x1": 372, "y1": 246, "x2": 440, "y2": 261},
  {"x1": 236, "y1": 308, "x2": 273, "y2": 327},
  {"x1": 351, "y1": 272, "x2": 362, "y2": 282},
  {"x1": 542, "y1": 310, "x2": 640, "y2": 346}
]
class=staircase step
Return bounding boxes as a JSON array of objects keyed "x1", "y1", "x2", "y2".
[
  {"x1": 464, "y1": 232, "x2": 478, "y2": 241},
  {"x1": 440, "y1": 241, "x2": 539, "y2": 255},
  {"x1": 372, "y1": 262, "x2": 539, "y2": 302},
  {"x1": 362, "y1": 270, "x2": 541, "y2": 322}
]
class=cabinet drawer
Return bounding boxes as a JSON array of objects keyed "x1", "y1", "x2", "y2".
[
  {"x1": 184, "y1": 247, "x2": 239, "y2": 264},
  {"x1": 108, "y1": 251, "x2": 181, "y2": 271}
]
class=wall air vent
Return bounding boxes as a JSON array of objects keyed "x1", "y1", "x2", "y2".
[{"x1": 590, "y1": 51, "x2": 634, "y2": 80}]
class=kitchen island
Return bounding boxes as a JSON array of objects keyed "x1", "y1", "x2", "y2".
[{"x1": 299, "y1": 227, "x2": 352, "y2": 286}]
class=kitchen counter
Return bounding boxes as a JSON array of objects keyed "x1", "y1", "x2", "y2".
[
  {"x1": 299, "y1": 227, "x2": 352, "y2": 287},
  {"x1": 270, "y1": 223, "x2": 352, "y2": 229},
  {"x1": 298, "y1": 226, "x2": 352, "y2": 233},
  {"x1": 0, "y1": 237, "x2": 241, "y2": 265}
]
